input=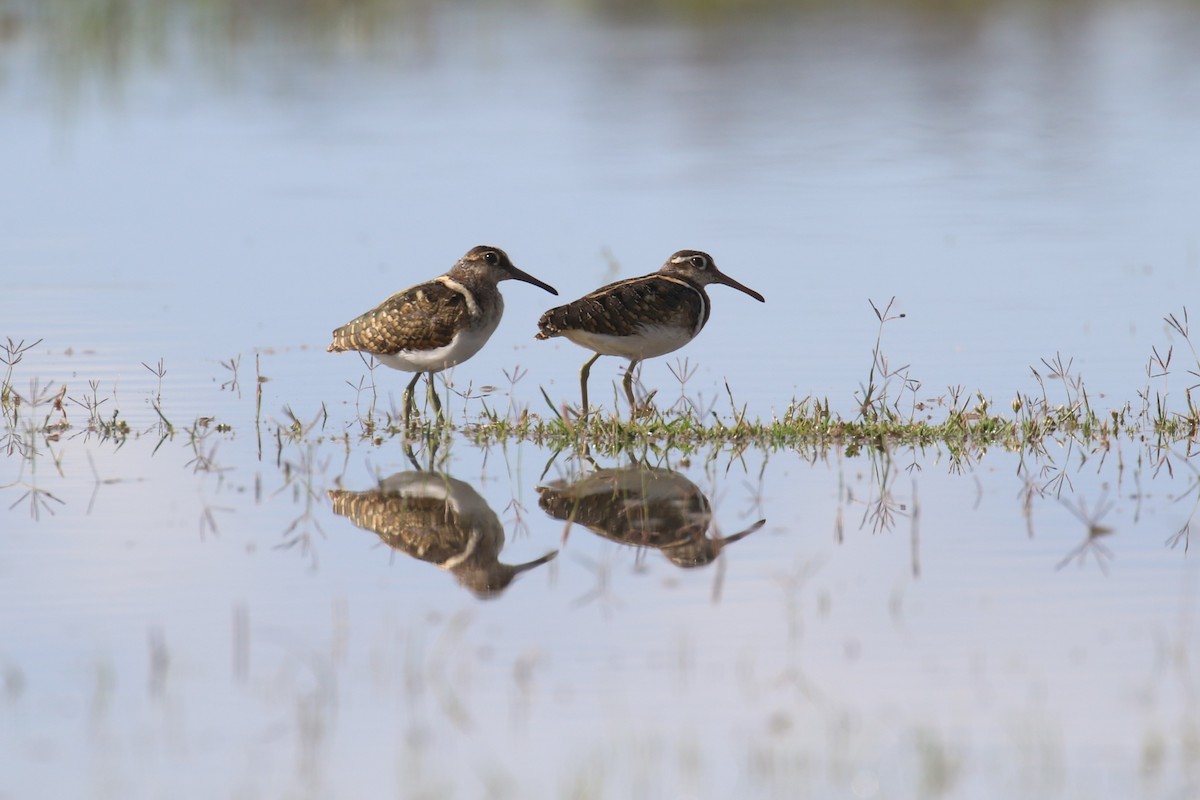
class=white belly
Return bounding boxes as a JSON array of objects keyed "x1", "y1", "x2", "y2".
[
  {"x1": 563, "y1": 325, "x2": 695, "y2": 361},
  {"x1": 375, "y1": 317, "x2": 499, "y2": 373}
]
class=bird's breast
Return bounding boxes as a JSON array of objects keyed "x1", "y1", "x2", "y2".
[{"x1": 562, "y1": 324, "x2": 697, "y2": 360}]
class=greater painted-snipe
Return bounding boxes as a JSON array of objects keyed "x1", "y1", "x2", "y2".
[
  {"x1": 329, "y1": 245, "x2": 558, "y2": 423},
  {"x1": 535, "y1": 250, "x2": 763, "y2": 416}
]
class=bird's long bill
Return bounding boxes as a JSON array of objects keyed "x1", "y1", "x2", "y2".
[
  {"x1": 509, "y1": 265, "x2": 559, "y2": 295},
  {"x1": 718, "y1": 518, "x2": 767, "y2": 546},
  {"x1": 511, "y1": 550, "x2": 559, "y2": 574},
  {"x1": 714, "y1": 270, "x2": 766, "y2": 302}
]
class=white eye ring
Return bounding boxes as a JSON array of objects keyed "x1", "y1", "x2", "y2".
[{"x1": 690, "y1": 255, "x2": 707, "y2": 269}]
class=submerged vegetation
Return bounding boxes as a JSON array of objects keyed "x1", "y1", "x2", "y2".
[
  {"x1": 3, "y1": 302, "x2": 1199, "y2": 554},
  {"x1": 369, "y1": 302, "x2": 1198, "y2": 461},
  {"x1": 3, "y1": 305, "x2": 1199, "y2": 459}
]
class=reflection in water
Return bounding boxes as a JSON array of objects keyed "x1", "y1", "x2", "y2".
[
  {"x1": 329, "y1": 472, "x2": 556, "y2": 599},
  {"x1": 1053, "y1": 493, "x2": 1116, "y2": 574},
  {"x1": 538, "y1": 466, "x2": 764, "y2": 568}
]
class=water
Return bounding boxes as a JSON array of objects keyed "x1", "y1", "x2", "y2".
[{"x1": 3, "y1": 0, "x2": 1200, "y2": 797}]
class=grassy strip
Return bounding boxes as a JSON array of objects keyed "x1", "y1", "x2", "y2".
[
  {"x1": 3, "y1": 307, "x2": 1198, "y2": 456},
  {"x1": 459, "y1": 394, "x2": 1197, "y2": 455}
]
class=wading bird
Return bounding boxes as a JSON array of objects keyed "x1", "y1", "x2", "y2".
[
  {"x1": 329, "y1": 245, "x2": 558, "y2": 424},
  {"x1": 535, "y1": 250, "x2": 764, "y2": 416}
]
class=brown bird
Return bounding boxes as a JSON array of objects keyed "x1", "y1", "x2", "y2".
[
  {"x1": 535, "y1": 250, "x2": 764, "y2": 416},
  {"x1": 330, "y1": 471, "x2": 557, "y2": 599},
  {"x1": 537, "y1": 465, "x2": 764, "y2": 568},
  {"x1": 329, "y1": 245, "x2": 557, "y2": 423}
]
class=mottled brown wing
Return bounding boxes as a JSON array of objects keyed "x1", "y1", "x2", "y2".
[
  {"x1": 329, "y1": 280, "x2": 469, "y2": 354},
  {"x1": 536, "y1": 275, "x2": 705, "y2": 338},
  {"x1": 536, "y1": 471, "x2": 707, "y2": 549},
  {"x1": 329, "y1": 489, "x2": 467, "y2": 564}
]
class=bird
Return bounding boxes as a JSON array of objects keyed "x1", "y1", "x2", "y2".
[
  {"x1": 330, "y1": 471, "x2": 557, "y2": 599},
  {"x1": 535, "y1": 250, "x2": 764, "y2": 416},
  {"x1": 537, "y1": 465, "x2": 764, "y2": 568},
  {"x1": 328, "y1": 245, "x2": 558, "y2": 424}
]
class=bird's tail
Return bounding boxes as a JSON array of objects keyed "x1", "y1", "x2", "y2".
[{"x1": 535, "y1": 309, "x2": 567, "y2": 340}]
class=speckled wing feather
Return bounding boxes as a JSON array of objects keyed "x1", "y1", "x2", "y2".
[
  {"x1": 536, "y1": 469, "x2": 710, "y2": 548},
  {"x1": 329, "y1": 280, "x2": 470, "y2": 355},
  {"x1": 329, "y1": 489, "x2": 467, "y2": 564},
  {"x1": 536, "y1": 275, "x2": 707, "y2": 339}
]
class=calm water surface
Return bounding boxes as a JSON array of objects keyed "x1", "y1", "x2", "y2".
[{"x1": 3, "y1": 0, "x2": 1200, "y2": 797}]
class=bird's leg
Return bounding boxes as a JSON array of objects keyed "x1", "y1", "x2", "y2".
[
  {"x1": 579, "y1": 353, "x2": 602, "y2": 419},
  {"x1": 402, "y1": 372, "x2": 422, "y2": 427},
  {"x1": 623, "y1": 360, "x2": 641, "y2": 417},
  {"x1": 403, "y1": 441, "x2": 421, "y2": 471},
  {"x1": 426, "y1": 373, "x2": 444, "y2": 424}
]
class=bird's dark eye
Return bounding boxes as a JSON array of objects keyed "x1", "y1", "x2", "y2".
[
  {"x1": 484, "y1": 251, "x2": 499, "y2": 265},
  {"x1": 690, "y1": 255, "x2": 707, "y2": 269}
]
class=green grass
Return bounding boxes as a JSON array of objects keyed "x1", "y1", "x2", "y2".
[
  {"x1": 2, "y1": 307, "x2": 1198, "y2": 463},
  {"x1": 457, "y1": 387, "x2": 1195, "y2": 458},
  {"x1": 457, "y1": 304, "x2": 1199, "y2": 458}
]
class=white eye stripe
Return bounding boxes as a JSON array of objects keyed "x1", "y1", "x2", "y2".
[{"x1": 668, "y1": 252, "x2": 713, "y2": 270}]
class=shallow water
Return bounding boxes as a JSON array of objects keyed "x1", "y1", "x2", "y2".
[
  {"x1": 5, "y1": 419, "x2": 1200, "y2": 797},
  {"x1": 3, "y1": 0, "x2": 1200, "y2": 797}
]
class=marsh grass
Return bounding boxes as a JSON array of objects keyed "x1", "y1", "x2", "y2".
[
  {"x1": 461, "y1": 305, "x2": 1199, "y2": 461},
  {"x1": 2, "y1": 306, "x2": 1198, "y2": 470}
]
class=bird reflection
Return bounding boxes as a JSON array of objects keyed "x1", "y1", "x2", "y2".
[
  {"x1": 537, "y1": 466, "x2": 764, "y2": 568},
  {"x1": 329, "y1": 472, "x2": 556, "y2": 599}
]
